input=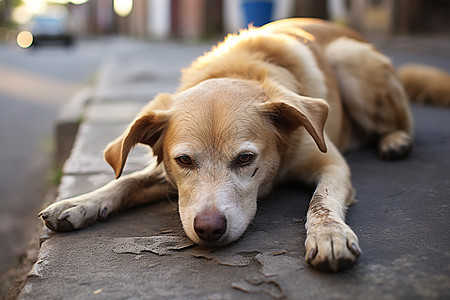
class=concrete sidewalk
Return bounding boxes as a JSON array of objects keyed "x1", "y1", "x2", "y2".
[{"x1": 18, "y1": 38, "x2": 450, "y2": 299}]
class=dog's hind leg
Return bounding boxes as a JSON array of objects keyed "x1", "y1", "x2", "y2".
[
  {"x1": 326, "y1": 37, "x2": 413, "y2": 159},
  {"x1": 39, "y1": 160, "x2": 169, "y2": 232}
]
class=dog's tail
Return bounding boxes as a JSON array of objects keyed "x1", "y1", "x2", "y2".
[{"x1": 398, "y1": 64, "x2": 450, "y2": 106}]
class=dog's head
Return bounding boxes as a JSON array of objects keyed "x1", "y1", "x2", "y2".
[{"x1": 103, "y1": 78, "x2": 328, "y2": 245}]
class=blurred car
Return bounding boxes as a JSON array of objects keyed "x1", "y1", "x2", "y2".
[{"x1": 29, "y1": 16, "x2": 74, "y2": 47}]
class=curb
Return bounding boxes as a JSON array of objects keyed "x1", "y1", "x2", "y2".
[{"x1": 55, "y1": 87, "x2": 92, "y2": 167}]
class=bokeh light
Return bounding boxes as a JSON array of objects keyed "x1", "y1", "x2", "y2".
[
  {"x1": 17, "y1": 31, "x2": 34, "y2": 48},
  {"x1": 114, "y1": 0, "x2": 133, "y2": 17}
]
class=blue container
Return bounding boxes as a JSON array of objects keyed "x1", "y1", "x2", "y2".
[{"x1": 242, "y1": 0, "x2": 274, "y2": 27}]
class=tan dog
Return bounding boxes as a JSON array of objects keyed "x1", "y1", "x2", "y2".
[{"x1": 41, "y1": 19, "x2": 441, "y2": 272}]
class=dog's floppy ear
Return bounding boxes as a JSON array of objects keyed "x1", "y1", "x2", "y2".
[
  {"x1": 104, "y1": 95, "x2": 172, "y2": 179},
  {"x1": 260, "y1": 87, "x2": 329, "y2": 153}
]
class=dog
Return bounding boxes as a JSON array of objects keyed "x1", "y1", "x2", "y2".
[{"x1": 39, "y1": 18, "x2": 447, "y2": 272}]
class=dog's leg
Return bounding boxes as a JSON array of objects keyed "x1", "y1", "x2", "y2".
[
  {"x1": 299, "y1": 143, "x2": 361, "y2": 272},
  {"x1": 39, "y1": 161, "x2": 168, "y2": 232},
  {"x1": 326, "y1": 37, "x2": 413, "y2": 159}
]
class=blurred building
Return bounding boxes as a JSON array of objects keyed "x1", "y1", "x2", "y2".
[
  {"x1": 63, "y1": 0, "x2": 450, "y2": 39},
  {"x1": 344, "y1": 0, "x2": 450, "y2": 35},
  {"x1": 66, "y1": 0, "x2": 223, "y2": 39}
]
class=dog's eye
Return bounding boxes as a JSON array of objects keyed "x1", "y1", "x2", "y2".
[
  {"x1": 175, "y1": 155, "x2": 193, "y2": 167},
  {"x1": 235, "y1": 152, "x2": 255, "y2": 166}
]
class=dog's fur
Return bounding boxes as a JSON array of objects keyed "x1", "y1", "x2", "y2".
[{"x1": 40, "y1": 19, "x2": 447, "y2": 272}]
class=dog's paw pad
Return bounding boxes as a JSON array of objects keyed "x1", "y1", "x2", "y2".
[
  {"x1": 57, "y1": 217, "x2": 75, "y2": 232},
  {"x1": 378, "y1": 130, "x2": 413, "y2": 159}
]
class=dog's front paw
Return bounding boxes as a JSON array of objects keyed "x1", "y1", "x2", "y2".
[
  {"x1": 305, "y1": 224, "x2": 361, "y2": 272},
  {"x1": 39, "y1": 197, "x2": 110, "y2": 232}
]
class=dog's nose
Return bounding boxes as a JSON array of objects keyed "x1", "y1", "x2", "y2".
[{"x1": 194, "y1": 212, "x2": 227, "y2": 242}]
